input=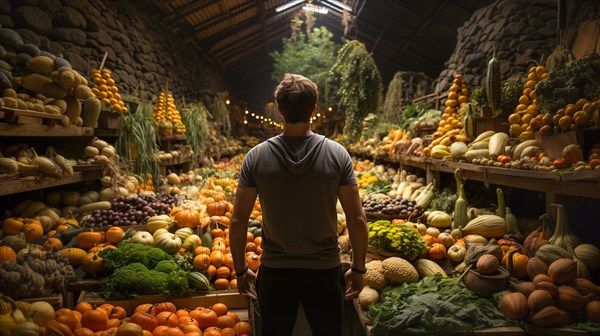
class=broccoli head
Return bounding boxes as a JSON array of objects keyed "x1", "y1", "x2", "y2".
[
  {"x1": 125, "y1": 262, "x2": 149, "y2": 273},
  {"x1": 109, "y1": 267, "x2": 138, "y2": 291},
  {"x1": 153, "y1": 260, "x2": 179, "y2": 274},
  {"x1": 134, "y1": 270, "x2": 168, "y2": 295}
]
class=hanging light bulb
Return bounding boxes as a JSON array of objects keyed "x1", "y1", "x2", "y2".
[{"x1": 226, "y1": 99, "x2": 231, "y2": 105}]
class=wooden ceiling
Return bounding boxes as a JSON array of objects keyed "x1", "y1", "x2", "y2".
[{"x1": 142, "y1": 0, "x2": 495, "y2": 109}]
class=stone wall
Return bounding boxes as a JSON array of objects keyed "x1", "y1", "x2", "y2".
[
  {"x1": 434, "y1": 0, "x2": 600, "y2": 94},
  {"x1": 0, "y1": 0, "x2": 228, "y2": 102}
]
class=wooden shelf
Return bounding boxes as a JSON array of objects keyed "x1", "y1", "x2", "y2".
[
  {"x1": 159, "y1": 157, "x2": 192, "y2": 167},
  {"x1": 352, "y1": 151, "x2": 600, "y2": 199},
  {"x1": 159, "y1": 134, "x2": 186, "y2": 141},
  {"x1": 0, "y1": 123, "x2": 94, "y2": 137},
  {"x1": 94, "y1": 128, "x2": 118, "y2": 137},
  {"x1": 0, "y1": 171, "x2": 103, "y2": 196}
]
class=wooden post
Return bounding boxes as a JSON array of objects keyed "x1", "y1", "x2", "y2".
[{"x1": 98, "y1": 52, "x2": 108, "y2": 71}]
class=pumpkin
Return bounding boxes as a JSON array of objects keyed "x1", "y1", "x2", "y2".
[
  {"x1": 27, "y1": 301, "x2": 55, "y2": 327},
  {"x1": 226, "y1": 311, "x2": 240, "y2": 324},
  {"x1": 76, "y1": 231, "x2": 105, "y2": 250},
  {"x1": 2, "y1": 218, "x2": 24, "y2": 235},
  {"x1": 548, "y1": 258, "x2": 577, "y2": 285},
  {"x1": 233, "y1": 321, "x2": 253, "y2": 335},
  {"x1": 128, "y1": 311, "x2": 157, "y2": 332},
  {"x1": 56, "y1": 217, "x2": 79, "y2": 228},
  {"x1": 536, "y1": 281, "x2": 559, "y2": 301},
  {"x1": 81, "y1": 252, "x2": 104, "y2": 274},
  {"x1": 203, "y1": 327, "x2": 222, "y2": 336},
  {"x1": 529, "y1": 305, "x2": 573, "y2": 327},
  {"x1": 557, "y1": 285, "x2": 589, "y2": 311},
  {"x1": 154, "y1": 302, "x2": 176, "y2": 315},
  {"x1": 52, "y1": 309, "x2": 79, "y2": 331},
  {"x1": 427, "y1": 211, "x2": 452, "y2": 228},
  {"x1": 206, "y1": 201, "x2": 229, "y2": 216},
  {"x1": 586, "y1": 301, "x2": 600, "y2": 323},
  {"x1": 214, "y1": 278, "x2": 230, "y2": 290},
  {"x1": 116, "y1": 322, "x2": 143, "y2": 336},
  {"x1": 211, "y1": 303, "x2": 227, "y2": 317},
  {"x1": 42, "y1": 237, "x2": 63, "y2": 251},
  {"x1": 130, "y1": 231, "x2": 154, "y2": 246},
  {"x1": 80, "y1": 310, "x2": 107, "y2": 332},
  {"x1": 152, "y1": 325, "x2": 168, "y2": 336},
  {"x1": 526, "y1": 257, "x2": 548, "y2": 281},
  {"x1": 162, "y1": 327, "x2": 184, "y2": 336},
  {"x1": 447, "y1": 244, "x2": 466, "y2": 262},
  {"x1": 428, "y1": 243, "x2": 446, "y2": 260},
  {"x1": 178, "y1": 316, "x2": 198, "y2": 327},
  {"x1": 134, "y1": 304, "x2": 155, "y2": 315},
  {"x1": 437, "y1": 232, "x2": 455, "y2": 248},
  {"x1": 145, "y1": 215, "x2": 176, "y2": 234},
  {"x1": 106, "y1": 227, "x2": 124, "y2": 244},
  {"x1": 502, "y1": 249, "x2": 529, "y2": 279},
  {"x1": 195, "y1": 309, "x2": 218, "y2": 330},
  {"x1": 109, "y1": 307, "x2": 127, "y2": 320},
  {"x1": 216, "y1": 266, "x2": 231, "y2": 279},
  {"x1": 420, "y1": 234, "x2": 438, "y2": 245},
  {"x1": 45, "y1": 321, "x2": 73, "y2": 336},
  {"x1": 536, "y1": 244, "x2": 570, "y2": 266},
  {"x1": 171, "y1": 207, "x2": 200, "y2": 229},
  {"x1": 425, "y1": 226, "x2": 440, "y2": 238},
  {"x1": 499, "y1": 292, "x2": 528, "y2": 320},
  {"x1": 193, "y1": 254, "x2": 210, "y2": 270},
  {"x1": 510, "y1": 280, "x2": 536, "y2": 297},
  {"x1": 23, "y1": 221, "x2": 44, "y2": 243},
  {"x1": 221, "y1": 328, "x2": 236, "y2": 336},
  {"x1": 528, "y1": 289, "x2": 554, "y2": 313},
  {"x1": 155, "y1": 312, "x2": 178, "y2": 327},
  {"x1": 224, "y1": 253, "x2": 234, "y2": 269},
  {"x1": 246, "y1": 251, "x2": 261, "y2": 271},
  {"x1": 73, "y1": 327, "x2": 94, "y2": 336},
  {"x1": 211, "y1": 228, "x2": 225, "y2": 238},
  {"x1": 212, "y1": 241, "x2": 227, "y2": 253},
  {"x1": 476, "y1": 254, "x2": 499, "y2": 275},
  {"x1": 210, "y1": 250, "x2": 225, "y2": 267},
  {"x1": 217, "y1": 315, "x2": 236, "y2": 329},
  {"x1": 0, "y1": 246, "x2": 17, "y2": 262},
  {"x1": 463, "y1": 234, "x2": 488, "y2": 245}
]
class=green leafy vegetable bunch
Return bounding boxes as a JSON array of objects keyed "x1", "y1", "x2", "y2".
[{"x1": 368, "y1": 220, "x2": 426, "y2": 261}]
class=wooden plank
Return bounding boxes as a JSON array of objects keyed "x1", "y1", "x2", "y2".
[
  {"x1": 0, "y1": 123, "x2": 94, "y2": 137},
  {"x1": 0, "y1": 171, "x2": 102, "y2": 196},
  {"x1": 159, "y1": 134, "x2": 187, "y2": 141},
  {"x1": 94, "y1": 128, "x2": 118, "y2": 137}
]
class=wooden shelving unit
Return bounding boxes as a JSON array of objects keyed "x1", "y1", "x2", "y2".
[
  {"x1": 0, "y1": 123, "x2": 94, "y2": 137},
  {"x1": 0, "y1": 171, "x2": 104, "y2": 196}
]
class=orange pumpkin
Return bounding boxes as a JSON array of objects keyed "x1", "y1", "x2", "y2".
[
  {"x1": 171, "y1": 207, "x2": 200, "y2": 229},
  {"x1": 211, "y1": 228, "x2": 225, "y2": 238},
  {"x1": 106, "y1": 318, "x2": 120, "y2": 329},
  {"x1": 216, "y1": 266, "x2": 231, "y2": 279},
  {"x1": 152, "y1": 325, "x2": 168, "y2": 336},
  {"x1": 43, "y1": 237, "x2": 64, "y2": 251},
  {"x1": 223, "y1": 253, "x2": 234, "y2": 269},
  {"x1": 75, "y1": 302, "x2": 94, "y2": 315},
  {"x1": 226, "y1": 312, "x2": 240, "y2": 324},
  {"x1": 195, "y1": 309, "x2": 218, "y2": 329},
  {"x1": 109, "y1": 307, "x2": 127, "y2": 320},
  {"x1": 206, "y1": 201, "x2": 229, "y2": 216},
  {"x1": 428, "y1": 243, "x2": 447, "y2": 260},
  {"x1": 73, "y1": 327, "x2": 95, "y2": 336},
  {"x1": 206, "y1": 265, "x2": 217, "y2": 278},
  {"x1": 245, "y1": 242, "x2": 257, "y2": 253},
  {"x1": 105, "y1": 227, "x2": 124, "y2": 244},
  {"x1": 217, "y1": 315, "x2": 236, "y2": 329},
  {"x1": 76, "y1": 231, "x2": 105, "y2": 250},
  {"x1": 421, "y1": 234, "x2": 438, "y2": 246},
  {"x1": 56, "y1": 217, "x2": 79, "y2": 228},
  {"x1": 212, "y1": 241, "x2": 227, "y2": 254},
  {"x1": 502, "y1": 249, "x2": 530, "y2": 279},
  {"x1": 53, "y1": 308, "x2": 79, "y2": 331},
  {"x1": 178, "y1": 316, "x2": 198, "y2": 327},
  {"x1": 155, "y1": 312, "x2": 178, "y2": 327},
  {"x1": 0, "y1": 246, "x2": 16, "y2": 262},
  {"x1": 214, "y1": 278, "x2": 229, "y2": 290},
  {"x1": 128, "y1": 310, "x2": 157, "y2": 332},
  {"x1": 246, "y1": 252, "x2": 261, "y2": 271},
  {"x1": 81, "y1": 252, "x2": 105, "y2": 274},
  {"x1": 211, "y1": 303, "x2": 228, "y2": 317},
  {"x1": 162, "y1": 327, "x2": 184, "y2": 336},
  {"x1": 2, "y1": 217, "x2": 24, "y2": 235},
  {"x1": 81, "y1": 310, "x2": 108, "y2": 332},
  {"x1": 194, "y1": 246, "x2": 210, "y2": 256},
  {"x1": 221, "y1": 328, "x2": 236, "y2": 336},
  {"x1": 46, "y1": 320, "x2": 74, "y2": 336},
  {"x1": 180, "y1": 324, "x2": 200, "y2": 334},
  {"x1": 210, "y1": 251, "x2": 225, "y2": 267},
  {"x1": 193, "y1": 254, "x2": 211, "y2": 270},
  {"x1": 23, "y1": 220, "x2": 44, "y2": 243},
  {"x1": 134, "y1": 304, "x2": 155, "y2": 315},
  {"x1": 233, "y1": 321, "x2": 253, "y2": 335}
]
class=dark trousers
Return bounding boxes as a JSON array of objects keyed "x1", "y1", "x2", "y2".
[{"x1": 256, "y1": 264, "x2": 345, "y2": 336}]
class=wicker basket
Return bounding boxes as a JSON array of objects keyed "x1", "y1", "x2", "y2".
[
  {"x1": 366, "y1": 245, "x2": 402, "y2": 261},
  {"x1": 365, "y1": 211, "x2": 423, "y2": 222}
]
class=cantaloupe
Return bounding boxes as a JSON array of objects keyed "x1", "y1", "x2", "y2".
[
  {"x1": 3, "y1": 96, "x2": 19, "y2": 108},
  {"x1": 3, "y1": 88, "x2": 17, "y2": 99},
  {"x1": 73, "y1": 84, "x2": 94, "y2": 100},
  {"x1": 16, "y1": 98, "x2": 27, "y2": 110},
  {"x1": 41, "y1": 82, "x2": 67, "y2": 99},
  {"x1": 28, "y1": 56, "x2": 55, "y2": 76}
]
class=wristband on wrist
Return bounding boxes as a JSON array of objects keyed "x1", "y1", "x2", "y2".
[
  {"x1": 235, "y1": 265, "x2": 249, "y2": 277},
  {"x1": 351, "y1": 266, "x2": 366, "y2": 274}
]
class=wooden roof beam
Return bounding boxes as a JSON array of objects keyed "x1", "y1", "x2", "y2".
[
  {"x1": 164, "y1": 0, "x2": 219, "y2": 29},
  {"x1": 186, "y1": 1, "x2": 256, "y2": 39}
]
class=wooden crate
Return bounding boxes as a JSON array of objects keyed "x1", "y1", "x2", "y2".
[
  {"x1": 0, "y1": 107, "x2": 67, "y2": 126},
  {"x1": 97, "y1": 110, "x2": 121, "y2": 129},
  {"x1": 21, "y1": 295, "x2": 64, "y2": 309}
]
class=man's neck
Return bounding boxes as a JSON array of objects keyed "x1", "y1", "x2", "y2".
[{"x1": 282, "y1": 121, "x2": 313, "y2": 137}]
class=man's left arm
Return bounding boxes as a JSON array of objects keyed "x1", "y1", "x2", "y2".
[{"x1": 230, "y1": 186, "x2": 258, "y2": 299}]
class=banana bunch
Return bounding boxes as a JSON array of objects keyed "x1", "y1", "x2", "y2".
[
  {"x1": 91, "y1": 68, "x2": 127, "y2": 113},
  {"x1": 508, "y1": 65, "x2": 548, "y2": 141},
  {"x1": 152, "y1": 92, "x2": 186, "y2": 134}
]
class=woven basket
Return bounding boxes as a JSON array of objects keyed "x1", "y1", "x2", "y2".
[
  {"x1": 365, "y1": 211, "x2": 423, "y2": 222},
  {"x1": 366, "y1": 245, "x2": 402, "y2": 261}
]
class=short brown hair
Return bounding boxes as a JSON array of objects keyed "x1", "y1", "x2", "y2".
[{"x1": 274, "y1": 73, "x2": 318, "y2": 123}]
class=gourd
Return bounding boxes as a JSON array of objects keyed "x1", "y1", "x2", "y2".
[
  {"x1": 524, "y1": 213, "x2": 554, "y2": 257},
  {"x1": 425, "y1": 226, "x2": 440, "y2": 238},
  {"x1": 530, "y1": 306, "x2": 573, "y2": 327},
  {"x1": 12, "y1": 321, "x2": 39, "y2": 336},
  {"x1": 447, "y1": 244, "x2": 466, "y2": 262},
  {"x1": 476, "y1": 254, "x2": 499, "y2": 275},
  {"x1": 586, "y1": 301, "x2": 600, "y2": 323},
  {"x1": 499, "y1": 292, "x2": 528, "y2": 320},
  {"x1": 450, "y1": 141, "x2": 468, "y2": 159},
  {"x1": 461, "y1": 215, "x2": 506, "y2": 239},
  {"x1": 155, "y1": 233, "x2": 182, "y2": 255},
  {"x1": 567, "y1": 243, "x2": 589, "y2": 279},
  {"x1": 81, "y1": 252, "x2": 104, "y2": 274},
  {"x1": 528, "y1": 289, "x2": 554, "y2": 313},
  {"x1": 0, "y1": 157, "x2": 18, "y2": 174},
  {"x1": 75, "y1": 231, "x2": 105, "y2": 250},
  {"x1": 453, "y1": 169, "x2": 468, "y2": 229},
  {"x1": 571, "y1": 278, "x2": 600, "y2": 296},
  {"x1": 437, "y1": 232, "x2": 455, "y2": 248},
  {"x1": 60, "y1": 248, "x2": 87, "y2": 267},
  {"x1": 504, "y1": 208, "x2": 519, "y2": 235},
  {"x1": 509, "y1": 280, "x2": 536, "y2": 297},
  {"x1": 535, "y1": 244, "x2": 570, "y2": 266},
  {"x1": 548, "y1": 203, "x2": 580, "y2": 250},
  {"x1": 488, "y1": 132, "x2": 509, "y2": 158},
  {"x1": 116, "y1": 322, "x2": 144, "y2": 336},
  {"x1": 536, "y1": 281, "x2": 559, "y2": 301},
  {"x1": 486, "y1": 45, "x2": 501, "y2": 116},
  {"x1": 428, "y1": 243, "x2": 446, "y2": 260},
  {"x1": 174, "y1": 228, "x2": 194, "y2": 242},
  {"x1": 427, "y1": 211, "x2": 452, "y2": 229},
  {"x1": 548, "y1": 258, "x2": 577, "y2": 285},
  {"x1": 182, "y1": 234, "x2": 202, "y2": 252},
  {"x1": 504, "y1": 249, "x2": 529, "y2": 279},
  {"x1": 145, "y1": 215, "x2": 176, "y2": 234},
  {"x1": 188, "y1": 272, "x2": 211, "y2": 291},
  {"x1": 82, "y1": 97, "x2": 101, "y2": 127},
  {"x1": 413, "y1": 258, "x2": 447, "y2": 278},
  {"x1": 526, "y1": 257, "x2": 548, "y2": 281},
  {"x1": 130, "y1": 231, "x2": 154, "y2": 246},
  {"x1": 171, "y1": 207, "x2": 200, "y2": 229},
  {"x1": 574, "y1": 244, "x2": 600, "y2": 270},
  {"x1": 557, "y1": 285, "x2": 591, "y2": 311}
]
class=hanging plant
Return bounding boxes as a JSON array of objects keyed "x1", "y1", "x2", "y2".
[
  {"x1": 330, "y1": 40, "x2": 383, "y2": 141},
  {"x1": 202, "y1": 92, "x2": 231, "y2": 136},
  {"x1": 181, "y1": 102, "x2": 210, "y2": 161},
  {"x1": 115, "y1": 102, "x2": 160, "y2": 188}
]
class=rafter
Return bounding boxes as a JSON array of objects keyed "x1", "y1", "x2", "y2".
[
  {"x1": 186, "y1": 1, "x2": 256, "y2": 39},
  {"x1": 164, "y1": 0, "x2": 219, "y2": 29}
]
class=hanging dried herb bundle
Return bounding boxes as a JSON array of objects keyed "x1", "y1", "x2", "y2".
[
  {"x1": 202, "y1": 92, "x2": 231, "y2": 136},
  {"x1": 331, "y1": 40, "x2": 383, "y2": 141},
  {"x1": 181, "y1": 102, "x2": 210, "y2": 161},
  {"x1": 115, "y1": 102, "x2": 160, "y2": 188}
]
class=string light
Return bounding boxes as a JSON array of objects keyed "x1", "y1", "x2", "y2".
[
  {"x1": 245, "y1": 110, "x2": 249, "y2": 114},
  {"x1": 316, "y1": 113, "x2": 321, "y2": 117},
  {"x1": 226, "y1": 99, "x2": 230, "y2": 105},
  {"x1": 328, "y1": 107, "x2": 332, "y2": 112}
]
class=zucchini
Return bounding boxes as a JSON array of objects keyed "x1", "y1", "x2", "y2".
[{"x1": 76, "y1": 201, "x2": 111, "y2": 214}]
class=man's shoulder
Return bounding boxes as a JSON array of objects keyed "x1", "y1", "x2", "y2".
[
  {"x1": 322, "y1": 137, "x2": 348, "y2": 153},
  {"x1": 245, "y1": 137, "x2": 274, "y2": 157}
]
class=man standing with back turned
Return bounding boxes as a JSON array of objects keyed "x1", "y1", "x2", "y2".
[{"x1": 229, "y1": 73, "x2": 368, "y2": 335}]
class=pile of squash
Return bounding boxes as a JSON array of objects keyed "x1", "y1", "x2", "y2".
[
  {"x1": 152, "y1": 91, "x2": 186, "y2": 135},
  {"x1": 0, "y1": 27, "x2": 101, "y2": 126},
  {"x1": 90, "y1": 68, "x2": 127, "y2": 113},
  {"x1": 0, "y1": 296, "x2": 254, "y2": 336}
]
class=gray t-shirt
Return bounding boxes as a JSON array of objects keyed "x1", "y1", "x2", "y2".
[{"x1": 238, "y1": 133, "x2": 356, "y2": 269}]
